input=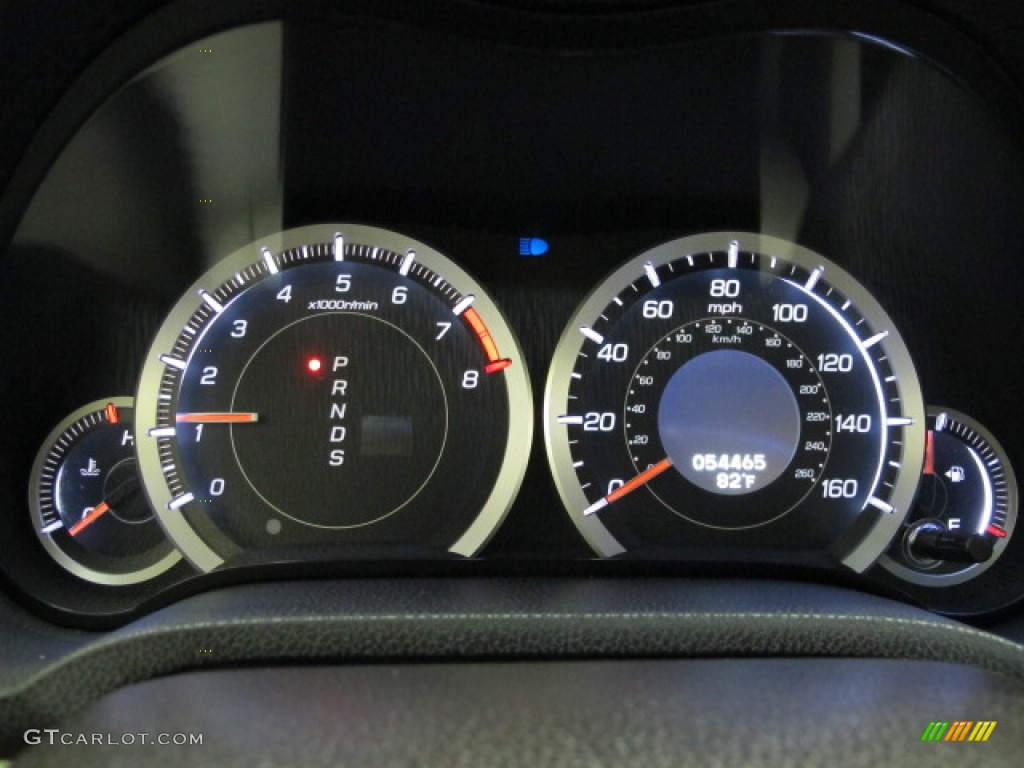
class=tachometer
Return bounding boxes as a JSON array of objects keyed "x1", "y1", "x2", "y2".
[
  {"x1": 136, "y1": 224, "x2": 531, "y2": 571},
  {"x1": 544, "y1": 232, "x2": 924, "y2": 570}
]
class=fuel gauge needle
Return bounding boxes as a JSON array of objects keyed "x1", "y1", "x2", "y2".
[
  {"x1": 583, "y1": 457, "x2": 674, "y2": 516},
  {"x1": 924, "y1": 429, "x2": 935, "y2": 475},
  {"x1": 176, "y1": 412, "x2": 260, "y2": 423},
  {"x1": 69, "y1": 502, "x2": 110, "y2": 537}
]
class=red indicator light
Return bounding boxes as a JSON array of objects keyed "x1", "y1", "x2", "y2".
[
  {"x1": 307, "y1": 357, "x2": 323, "y2": 374},
  {"x1": 105, "y1": 403, "x2": 120, "y2": 424}
]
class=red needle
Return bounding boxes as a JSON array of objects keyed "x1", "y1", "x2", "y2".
[
  {"x1": 924, "y1": 430, "x2": 935, "y2": 475},
  {"x1": 176, "y1": 412, "x2": 259, "y2": 423},
  {"x1": 69, "y1": 502, "x2": 110, "y2": 537},
  {"x1": 986, "y1": 524, "x2": 1008, "y2": 538},
  {"x1": 584, "y1": 457, "x2": 674, "y2": 515}
]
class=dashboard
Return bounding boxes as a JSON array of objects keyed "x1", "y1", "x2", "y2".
[{"x1": 3, "y1": 0, "x2": 1024, "y2": 765}]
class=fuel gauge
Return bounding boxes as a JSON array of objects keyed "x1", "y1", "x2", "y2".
[
  {"x1": 881, "y1": 408, "x2": 1017, "y2": 586},
  {"x1": 29, "y1": 398, "x2": 180, "y2": 585}
]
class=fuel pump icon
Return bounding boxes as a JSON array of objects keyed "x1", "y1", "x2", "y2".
[{"x1": 945, "y1": 466, "x2": 966, "y2": 483}]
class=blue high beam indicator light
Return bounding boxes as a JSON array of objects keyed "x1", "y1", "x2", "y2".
[{"x1": 519, "y1": 237, "x2": 549, "y2": 257}]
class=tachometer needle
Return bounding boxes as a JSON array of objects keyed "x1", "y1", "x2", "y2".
[
  {"x1": 583, "y1": 457, "x2": 674, "y2": 516},
  {"x1": 176, "y1": 412, "x2": 260, "y2": 423},
  {"x1": 69, "y1": 502, "x2": 110, "y2": 537}
]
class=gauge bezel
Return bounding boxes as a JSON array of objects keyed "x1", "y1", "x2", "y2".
[
  {"x1": 135, "y1": 224, "x2": 533, "y2": 571},
  {"x1": 28, "y1": 397, "x2": 181, "y2": 585},
  {"x1": 544, "y1": 231, "x2": 926, "y2": 571}
]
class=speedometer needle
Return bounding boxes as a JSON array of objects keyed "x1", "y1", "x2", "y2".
[
  {"x1": 583, "y1": 457, "x2": 674, "y2": 516},
  {"x1": 176, "y1": 412, "x2": 260, "y2": 423}
]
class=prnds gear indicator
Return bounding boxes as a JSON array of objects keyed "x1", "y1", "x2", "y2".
[
  {"x1": 135, "y1": 224, "x2": 532, "y2": 571},
  {"x1": 545, "y1": 232, "x2": 925, "y2": 570},
  {"x1": 28, "y1": 398, "x2": 180, "y2": 584},
  {"x1": 882, "y1": 408, "x2": 1017, "y2": 586}
]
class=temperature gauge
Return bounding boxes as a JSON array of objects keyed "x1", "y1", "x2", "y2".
[
  {"x1": 881, "y1": 408, "x2": 1017, "y2": 585},
  {"x1": 29, "y1": 398, "x2": 180, "y2": 585}
]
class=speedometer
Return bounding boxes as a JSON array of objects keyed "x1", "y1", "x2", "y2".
[
  {"x1": 136, "y1": 224, "x2": 531, "y2": 571},
  {"x1": 544, "y1": 232, "x2": 925, "y2": 570}
]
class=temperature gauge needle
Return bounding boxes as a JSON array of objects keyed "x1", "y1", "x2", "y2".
[
  {"x1": 176, "y1": 412, "x2": 260, "y2": 423},
  {"x1": 67, "y1": 477, "x2": 144, "y2": 537},
  {"x1": 583, "y1": 457, "x2": 674, "y2": 516},
  {"x1": 69, "y1": 502, "x2": 109, "y2": 537}
]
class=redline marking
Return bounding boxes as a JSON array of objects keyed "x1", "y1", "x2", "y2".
[
  {"x1": 485, "y1": 359, "x2": 512, "y2": 374},
  {"x1": 462, "y1": 307, "x2": 501, "y2": 362}
]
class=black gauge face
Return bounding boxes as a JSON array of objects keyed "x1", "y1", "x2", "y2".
[
  {"x1": 544, "y1": 232, "x2": 925, "y2": 570},
  {"x1": 881, "y1": 408, "x2": 1017, "y2": 585},
  {"x1": 136, "y1": 224, "x2": 532, "y2": 571},
  {"x1": 28, "y1": 398, "x2": 180, "y2": 584}
]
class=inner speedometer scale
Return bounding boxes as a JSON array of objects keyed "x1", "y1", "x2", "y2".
[
  {"x1": 136, "y1": 224, "x2": 531, "y2": 571},
  {"x1": 545, "y1": 232, "x2": 925, "y2": 570}
]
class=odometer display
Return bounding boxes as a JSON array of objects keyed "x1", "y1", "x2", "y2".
[
  {"x1": 544, "y1": 232, "x2": 925, "y2": 570},
  {"x1": 136, "y1": 224, "x2": 532, "y2": 571}
]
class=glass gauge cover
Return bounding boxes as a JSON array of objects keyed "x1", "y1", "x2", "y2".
[
  {"x1": 135, "y1": 224, "x2": 532, "y2": 571},
  {"x1": 545, "y1": 232, "x2": 925, "y2": 570}
]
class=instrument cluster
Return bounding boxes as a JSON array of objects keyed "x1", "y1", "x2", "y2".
[{"x1": 2, "y1": 5, "x2": 1024, "y2": 625}]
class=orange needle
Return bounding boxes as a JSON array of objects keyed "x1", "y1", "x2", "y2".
[
  {"x1": 69, "y1": 502, "x2": 110, "y2": 537},
  {"x1": 924, "y1": 430, "x2": 935, "y2": 475},
  {"x1": 176, "y1": 412, "x2": 260, "y2": 423},
  {"x1": 583, "y1": 457, "x2": 674, "y2": 515}
]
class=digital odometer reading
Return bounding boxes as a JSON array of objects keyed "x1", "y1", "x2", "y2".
[
  {"x1": 544, "y1": 232, "x2": 925, "y2": 570},
  {"x1": 136, "y1": 224, "x2": 532, "y2": 571}
]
